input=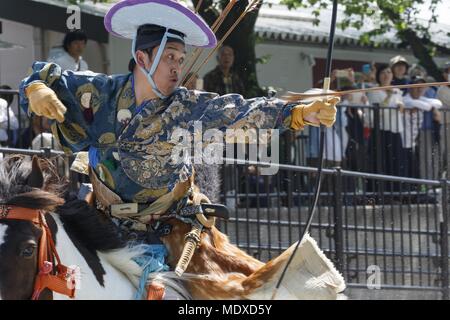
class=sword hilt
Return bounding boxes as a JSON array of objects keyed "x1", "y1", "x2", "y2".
[{"x1": 175, "y1": 224, "x2": 202, "y2": 276}]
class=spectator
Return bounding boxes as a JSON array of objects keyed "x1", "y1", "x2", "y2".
[
  {"x1": 44, "y1": 30, "x2": 89, "y2": 150},
  {"x1": 390, "y1": 55, "x2": 410, "y2": 94},
  {"x1": 0, "y1": 85, "x2": 19, "y2": 146},
  {"x1": 360, "y1": 63, "x2": 378, "y2": 89},
  {"x1": 306, "y1": 114, "x2": 346, "y2": 195},
  {"x1": 306, "y1": 71, "x2": 344, "y2": 193},
  {"x1": 48, "y1": 29, "x2": 89, "y2": 71},
  {"x1": 339, "y1": 69, "x2": 369, "y2": 174},
  {"x1": 409, "y1": 64, "x2": 438, "y2": 98},
  {"x1": 437, "y1": 62, "x2": 450, "y2": 176},
  {"x1": 403, "y1": 76, "x2": 442, "y2": 178},
  {"x1": 203, "y1": 45, "x2": 245, "y2": 96},
  {"x1": 407, "y1": 66, "x2": 442, "y2": 179},
  {"x1": 31, "y1": 132, "x2": 62, "y2": 151},
  {"x1": 309, "y1": 72, "x2": 345, "y2": 184},
  {"x1": 366, "y1": 64, "x2": 405, "y2": 181},
  {"x1": 409, "y1": 63, "x2": 426, "y2": 79}
]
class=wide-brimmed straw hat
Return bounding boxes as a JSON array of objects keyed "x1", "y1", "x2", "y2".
[{"x1": 104, "y1": 0, "x2": 216, "y2": 48}]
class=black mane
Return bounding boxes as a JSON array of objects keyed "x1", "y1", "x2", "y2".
[
  {"x1": 0, "y1": 155, "x2": 125, "y2": 288},
  {"x1": 56, "y1": 198, "x2": 125, "y2": 251},
  {"x1": 0, "y1": 155, "x2": 125, "y2": 251},
  {"x1": 0, "y1": 155, "x2": 65, "y2": 210}
]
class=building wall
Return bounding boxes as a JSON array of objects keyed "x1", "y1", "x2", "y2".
[
  {"x1": 0, "y1": 18, "x2": 108, "y2": 93},
  {"x1": 256, "y1": 41, "x2": 449, "y2": 94},
  {"x1": 2, "y1": 18, "x2": 448, "y2": 95},
  {"x1": 109, "y1": 38, "x2": 449, "y2": 96},
  {"x1": 0, "y1": 19, "x2": 35, "y2": 89},
  {"x1": 108, "y1": 35, "x2": 132, "y2": 75},
  {"x1": 42, "y1": 29, "x2": 108, "y2": 74}
]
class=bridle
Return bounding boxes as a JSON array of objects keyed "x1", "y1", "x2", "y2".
[{"x1": 0, "y1": 204, "x2": 76, "y2": 300}]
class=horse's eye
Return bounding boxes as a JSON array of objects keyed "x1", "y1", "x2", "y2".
[{"x1": 20, "y1": 245, "x2": 36, "y2": 258}]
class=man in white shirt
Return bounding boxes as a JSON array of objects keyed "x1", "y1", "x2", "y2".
[
  {"x1": 42, "y1": 30, "x2": 89, "y2": 150},
  {"x1": 403, "y1": 76, "x2": 442, "y2": 179},
  {"x1": 48, "y1": 29, "x2": 89, "y2": 71},
  {"x1": 0, "y1": 97, "x2": 19, "y2": 146}
]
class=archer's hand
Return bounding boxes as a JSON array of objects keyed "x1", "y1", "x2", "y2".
[
  {"x1": 25, "y1": 82, "x2": 66, "y2": 123},
  {"x1": 290, "y1": 97, "x2": 340, "y2": 130}
]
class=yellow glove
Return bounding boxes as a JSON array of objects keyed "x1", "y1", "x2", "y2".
[
  {"x1": 290, "y1": 97, "x2": 340, "y2": 130},
  {"x1": 25, "y1": 82, "x2": 66, "y2": 123}
]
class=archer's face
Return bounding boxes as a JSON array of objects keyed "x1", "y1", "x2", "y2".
[
  {"x1": 152, "y1": 42, "x2": 186, "y2": 95},
  {"x1": 139, "y1": 42, "x2": 186, "y2": 96}
]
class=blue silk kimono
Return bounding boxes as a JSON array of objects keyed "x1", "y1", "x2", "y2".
[{"x1": 20, "y1": 61, "x2": 296, "y2": 203}]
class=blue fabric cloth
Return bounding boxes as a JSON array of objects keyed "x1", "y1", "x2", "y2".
[
  {"x1": 20, "y1": 61, "x2": 296, "y2": 203},
  {"x1": 131, "y1": 244, "x2": 169, "y2": 300},
  {"x1": 88, "y1": 146, "x2": 99, "y2": 168}
]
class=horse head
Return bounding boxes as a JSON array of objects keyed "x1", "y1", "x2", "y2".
[{"x1": 0, "y1": 155, "x2": 65, "y2": 300}]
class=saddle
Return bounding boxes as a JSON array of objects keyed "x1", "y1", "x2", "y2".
[{"x1": 82, "y1": 164, "x2": 229, "y2": 299}]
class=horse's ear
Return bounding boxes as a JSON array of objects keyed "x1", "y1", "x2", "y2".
[{"x1": 27, "y1": 156, "x2": 44, "y2": 189}]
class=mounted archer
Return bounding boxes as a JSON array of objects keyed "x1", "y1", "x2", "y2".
[{"x1": 17, "y1": 0, "x2": 342, "y2": 299}]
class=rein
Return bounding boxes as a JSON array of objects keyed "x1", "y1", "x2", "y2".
[{"x1": 0, "y1": 205, "x2": 76, "y2": 300}]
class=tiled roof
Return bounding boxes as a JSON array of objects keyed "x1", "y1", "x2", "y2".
[{"x1": 34, "y1": 0, "x2": 450, "y2": 49}]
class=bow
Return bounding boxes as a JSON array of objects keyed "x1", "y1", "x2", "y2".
[
  {"x1": 283, "y1": 81, "x2": 450, "y2": 101},
  {"x1": 271, "y1": 0, "x2": 339, "y2": 300}
]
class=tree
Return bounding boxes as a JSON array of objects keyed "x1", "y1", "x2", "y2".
[
  {"x1": 193, "y1": 0, "x2": 265, "y2": 97},
  {"x1": 281, "y1": 0, "x2": 447, "y2": 81}
]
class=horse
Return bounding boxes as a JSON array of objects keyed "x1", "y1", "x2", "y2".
[
  {"x1": 0, "y1": 155, "x2": 189, "y2": 300},
  {"x1": 0, "y1": 155, "x2": 346, "y2": 300}
]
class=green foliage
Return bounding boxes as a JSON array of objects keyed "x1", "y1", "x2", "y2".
[
  {"x1": 191, "y1": 0, "x2": 446, "y2": 91},
  {"x1": 279, "y1": 0, "x2": 446, "y2": 81},
  {"x1": 280, "y1": 0, "x2": 444, "y2": 48},
  {"x1": 256, "y1": 54, "x2": 272, "y2": 65}
]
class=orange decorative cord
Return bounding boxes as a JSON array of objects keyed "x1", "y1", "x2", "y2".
[{"x1": 146, "y1": 282, "x2": 165, "y2": 300}]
